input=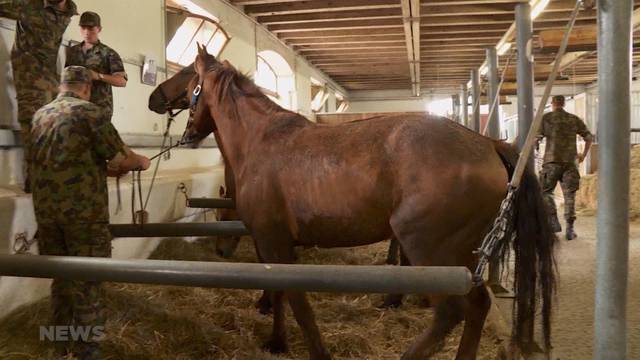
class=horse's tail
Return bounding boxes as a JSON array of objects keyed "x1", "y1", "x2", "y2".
[{"x1": 492, "y1": 140, "x2": 557, "y2": 353}]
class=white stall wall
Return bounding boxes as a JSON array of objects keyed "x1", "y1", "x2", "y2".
[
  {"x1": 1, "y1": 0, "x2": 345, "y2": 131},
  {"x1": 0, "y1": 0, "x2": 347, "y2": 319}
]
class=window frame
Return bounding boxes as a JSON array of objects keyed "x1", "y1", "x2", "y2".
[{"x1": 166, "y1": 7, "x2": 230, "y2": 70}]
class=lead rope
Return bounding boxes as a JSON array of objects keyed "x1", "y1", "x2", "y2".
[{"x1": 472, "y1": 0, "x2": 583, "y2": 285}]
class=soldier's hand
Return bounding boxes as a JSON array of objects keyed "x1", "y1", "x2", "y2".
[{"x1": 138, "y1": 156, "x2": 151, "y2": 171}]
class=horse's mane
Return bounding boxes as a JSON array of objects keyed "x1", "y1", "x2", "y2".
[{"x1": 201, "y1": 55, "x2": 285, "y2": 116}]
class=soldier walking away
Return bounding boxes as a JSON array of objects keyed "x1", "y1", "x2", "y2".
[
  {"x1": 537, "y1": 95, "x2": 593, "y2": 240},
  {"x1": 30, "y1": 66, "x2": 150, "y2": 360},
  {"x1": 0, "y1": 0, "x2": 78, "y2": 192},
  {"x1": 65, "y1": 11, "x2": 128, "y2": 121}
]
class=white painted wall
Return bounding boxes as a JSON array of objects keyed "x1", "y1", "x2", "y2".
[{"x1": 0, "y1": 0, "x2": 348, "y2": 320}]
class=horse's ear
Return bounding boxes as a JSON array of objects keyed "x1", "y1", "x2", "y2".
[{"x1": 196, "y1": 42, "x2": 204, "y2": 56}]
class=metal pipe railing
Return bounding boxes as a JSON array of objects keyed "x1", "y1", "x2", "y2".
[
  {"x1": 108, "y1": 222, "x2": 249, "y2": 238},
  {"x1": 187, "y1": 198, "x2": 235, "y2": 209},
  {"x1": 0, "y1": 255, "x2": 473, "y2": 295}
]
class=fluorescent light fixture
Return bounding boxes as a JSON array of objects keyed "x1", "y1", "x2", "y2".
[
  {"x1": 531, "y1": 0, "x2": 551, "y2": 20},
  {"x1": 496, "y1": 42, "x2": 512, "y2": 56}
]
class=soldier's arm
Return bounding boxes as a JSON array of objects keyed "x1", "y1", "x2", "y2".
[
  {"x1": 88, "y1": 106, "x2": 150, "y2": 174},
  {"x1": 536, "y1": 114, "x2": 548, "y2": 150},
  {"x1": 93, "y1": 48, "x2": 128, "y2": 87},
  {"x1": 575, "y1": 116, "x2": 594, "y2": 163},
  {"x1": 0, "y1": 0, "x2": 23, "y2": 20}
]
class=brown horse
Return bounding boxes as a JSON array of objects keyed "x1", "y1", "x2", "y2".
[
  {"x1": 180, "y1": 45, "x2": 556, "y2": 359},
  {"x1": 149, "y1": 64, "x2": 403, "y2": 266}
]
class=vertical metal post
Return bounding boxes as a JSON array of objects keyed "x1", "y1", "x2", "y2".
[
  {"x1": 486, "y1": 47, "x2": 500, "y2": 139},
  {"x1": 451, "y1": 94, "x2": 460, "y2": 123},
  {"x1": 594, "y1": 1, "x2": 632, "y2": 359},
  {"x1": 471, "y1": 69, "x2": 481, "y2": 132},
  {"x1": 515, "y1": 3, "x2": 535, "y2": 150},
  {"x1": 461, "y1": 85, "x2": 469, "y2": 127}
]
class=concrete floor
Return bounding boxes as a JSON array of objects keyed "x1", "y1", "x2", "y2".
[{"x1": 495, "y1": 215, "x2": 640, "y2": 360}]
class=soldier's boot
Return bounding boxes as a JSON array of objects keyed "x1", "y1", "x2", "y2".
[
  {"x1": 566, "y1": 219, "x2": 577, "y2": 240},
  {"x1": 549, "y1": 214, "x2": 562, "y2": 233}
]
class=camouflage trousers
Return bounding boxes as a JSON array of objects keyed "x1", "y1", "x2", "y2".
[
  {"x1": 37, "y1": 222, "x2": 112, "y2": 356},
  {"x1": 539, "y1": 162, "x2": 580, "y2": 222},
  {"x1": 13, "y1": 65, "x2": 58, "y2": 190}
]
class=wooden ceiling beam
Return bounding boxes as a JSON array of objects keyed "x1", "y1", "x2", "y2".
[
  {"x1": 421, "y1": 15, "x2": 513, "y2": 26},
  {"x1": 286, "y1": 35, "x2": 406, "y2": 45},
  {"x1": 421, "y1": 33, "x2": 505, "y2": 41},
  {"x1": 269, "y1": 19, "x2": 402, "y2": 32},
  {"x1": 296, "y1": 43, "x2": 406, "y2": 50},
  {"x1": 422, "y1": 3, "x2": 515, "y2": 17},
  {"x1": 279, "y1": 28, "x2": 405, "y2": 39},
  {"x1": 423, "y1": 1, "x2": 522, "y2": 5},
  {"x1": 231, "y1": 0, "x2": 300, "y2": 5},
  {"x1": 258, "y1": 8, "x2": 402, "y2": 25},
  {"x1": 243, "y1": 0, "x2": 399, "y2": 16}
]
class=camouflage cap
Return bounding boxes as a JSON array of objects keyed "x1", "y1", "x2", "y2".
[
  {"x1": 79, "y1": 11, "x2": 101, "y2": 27},
  {"x1": 61, "y1": 66, "x2": 92, "y2": 84}
]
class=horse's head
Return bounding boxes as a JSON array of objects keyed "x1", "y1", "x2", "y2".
[
  {"x1": 148, "y1": 63, "x2": 196, "y2": 114},
  {"x1": 181, "y1": 44, "x2": 222, "y2": 147}
]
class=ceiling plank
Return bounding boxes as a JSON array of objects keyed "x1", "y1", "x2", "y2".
[
  {"x1": 258, "y1": 8, "x2": 402, "y2": 25},
  {"x1": 244, "y1": 0, "x2": 399, "y2": 16}
]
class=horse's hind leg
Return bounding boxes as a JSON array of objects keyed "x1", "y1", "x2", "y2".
[
  {"x1": 379, "y1": 246, "x2": 410, "y2": 308},
  {"x1": 454, "y1": 284, "x2": 491, "y2": 360},
  {"x1": 401, "y1": 295, "x2": 465, "y2": 359}
]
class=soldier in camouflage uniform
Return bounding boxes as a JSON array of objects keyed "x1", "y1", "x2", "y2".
[
  {"x1": 537, "y1": 95, "x2": 593, "y2": 240},
  {"x1": 31, "y1": 66, "x2": 150, "y2": 359},
  {"x1": 65, "y1": 11, "x2": 128, "y2": 120},
  {"x1": 0, "y1": 0, "x2": 78, "y2": 191}
]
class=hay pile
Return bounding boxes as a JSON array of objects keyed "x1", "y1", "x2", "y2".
[
  {"x1": 0, "y1": 238, "x2": 501, "y2": 359},
  {"x1": 576, "y1": 145, "x2": 640, "y2": 219}
]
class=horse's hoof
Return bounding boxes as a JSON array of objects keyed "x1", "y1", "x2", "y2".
[
  {"x1": 310, "y1": 350, "x2": 332, "y2": 360},
  {"x1": 263, "y1": 337, "x2": 288, "y2": 354},
  {"x1": 378, "y1": 294, "x2": 403, "y2": 309},
  {"x1": 420, "y1": 297, "x2": 432, "y2": 308},
  {"x1": 254, "y1": 299, "x2": 273, "y2": 315}
]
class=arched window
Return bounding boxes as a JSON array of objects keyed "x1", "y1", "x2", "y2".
[
  {"x1": 166, "y1": 2, "x2": 229, "y2": 70},
  {"x1": 255, "y1": 50, "x2": 295, "y2": 110},
  {"x1": 255, "y1": 56, "x2": 278, "y2": 97}
]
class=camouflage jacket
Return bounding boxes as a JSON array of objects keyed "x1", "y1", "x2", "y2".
[
  {"x1": 538, "y1": 108, "x2": 594, "y2": 164},
  {"x1": 30, "y1": 91, "x2": 126, "y2": 224},
  {"x1": 0, "y1": 0, "x2": 77, "y2": 82},
  {"x1": 66, "y1": 41, "x2": 127, "y2": 119}
]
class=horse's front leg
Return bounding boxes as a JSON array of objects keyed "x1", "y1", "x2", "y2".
[
  {"x1": 263, "y1": 290, "x2": 287, "y2": 353},
  {"x1": 254, "y1": 232, "x2": 331, "y2": 360},
  {"x1": 286, "y1": 290, "x2": 332, "y2": 360}
]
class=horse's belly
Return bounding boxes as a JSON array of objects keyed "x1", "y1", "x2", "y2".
[{"x1": 294, "y1": 215, "x2": 392, "y2": 248}]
